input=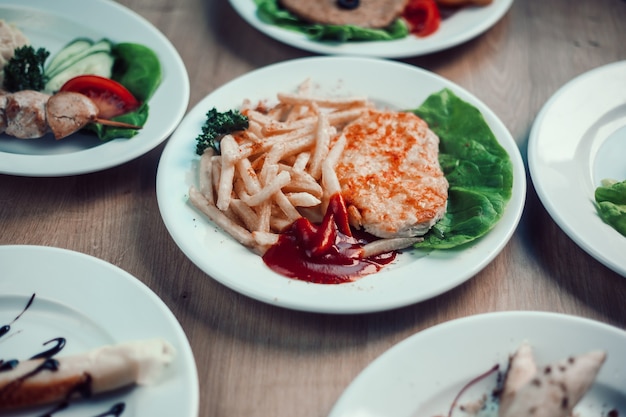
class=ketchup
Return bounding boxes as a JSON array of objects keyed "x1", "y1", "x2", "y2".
[{"x1": 262, "y1": 193, "x2": 396, "y2": 284}]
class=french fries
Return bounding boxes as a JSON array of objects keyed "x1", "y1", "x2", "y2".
[{"x1": 189, "y1": 81, "x2": 420, "y2": 258}]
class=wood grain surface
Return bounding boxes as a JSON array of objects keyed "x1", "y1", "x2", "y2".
[{"x1": 1, "y1": 0, "x2": 626, "y2": 416}]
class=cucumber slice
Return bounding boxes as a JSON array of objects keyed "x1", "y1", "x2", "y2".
[
  {"x1": 45, "y1": 38, "x2": 93, "y2": 76},
  {"x1": 44, "y1": 51, "x2": 115, "y2": 93},
  {"x1": 45, "y1": 39, "x2": 113, "y2": 82}
]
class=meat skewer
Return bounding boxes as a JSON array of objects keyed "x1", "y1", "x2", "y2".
[{"x1": 0, "y1": 89, "x2": 142, "y2": 140}]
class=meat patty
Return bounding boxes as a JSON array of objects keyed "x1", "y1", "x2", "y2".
[
  {"x1": 279, "y1": 0, "x2": 409, "y2": 29},
  {"x1": 335, "y1": 109, "x2": 448, "y2": 238}
]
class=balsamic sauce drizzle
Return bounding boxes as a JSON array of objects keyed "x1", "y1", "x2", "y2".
[
  {"x1": 31, "y1": 337, "x2": 67, "y2": 360},
  {"x1": 0, "y1": 292, "x2": 36, "y2": 338},
  {"x1": 0, "y1": 293, "x2": 37, "y2": 372},
  {"x1": 92, "y1": 402, "x2": 126, "y2": 417},
  {"x1": 0, "y1": 293, "x2": 127, "y2": 416},
  {"x1": 40, "y1": 401, "x2": 125, "y2": 417},
  {"x1": 0, "y1": 358, "x2": 18, "y2": 372}
]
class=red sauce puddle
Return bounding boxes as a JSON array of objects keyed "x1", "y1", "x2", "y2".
[{"x1": 262, "y1": 193, "x2": 396, "y2": 284}]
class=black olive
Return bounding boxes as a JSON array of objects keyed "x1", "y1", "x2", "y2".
[{"x1": 336, "y1": 0, "x2": 360, "y2": 10}]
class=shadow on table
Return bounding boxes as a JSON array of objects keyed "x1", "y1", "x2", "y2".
[{"x1": 519, "y1": 178, "x2": 626, "y2": 328}]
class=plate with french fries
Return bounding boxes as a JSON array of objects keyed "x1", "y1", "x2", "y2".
[{"x1": 156, "y1": 56, "x2": 526, "y2": 314}]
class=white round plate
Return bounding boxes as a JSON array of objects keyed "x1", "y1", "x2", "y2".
[
  {"x1": 528, "y1": 61, "x2": 626, "y2": 277},
  {"x1": 156, "y1": 56, "x2": 526, "y2": 314},
  {"x1": 0, "y1": 0, "x2": 189, "y2": 177},
  {"x1": 228, "y1": 0, "x2": 513, "y2": 58},
  {"x1": 329, "y1": 311, "x2": 626, "y2": 417},
  {"x1": 0, "y1": 245, "x2": 199, "y2": 417}
]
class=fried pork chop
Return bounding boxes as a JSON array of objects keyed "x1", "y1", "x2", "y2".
[
  {"x1": 279, "y1": 0, "x2": 409, "y2": 29},
  {"x1": 335, "y1": 109, "x2": 448, "y2": 238}
]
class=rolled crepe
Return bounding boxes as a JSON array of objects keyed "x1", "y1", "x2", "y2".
[
  {"x1": 0, "y1": 338, "x2": 175, "y2": 411},
  {"x1": 499, "y1": 346, "x2": 606, "y2": 417}
]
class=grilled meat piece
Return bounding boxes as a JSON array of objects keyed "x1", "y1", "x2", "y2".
[
  {"x1": 0, "y1": 90, "x2": 139, "y2": 140},
  {"x1": 46, "y1": 91, "x2": 99, "y2": 139},
  {"x1": 335, "y1": 109, "x2": 448, "y2": 238},
  {"x1": 4, "y1": 90, "x2": 49, "y2": 139},
  {"x1": 279, "y1": 0, "x2": 409, "y2": 29}
]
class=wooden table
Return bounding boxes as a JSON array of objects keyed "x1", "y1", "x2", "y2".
[{"x1": 2, "y1": 0, "x2": 626, "y2": 416}]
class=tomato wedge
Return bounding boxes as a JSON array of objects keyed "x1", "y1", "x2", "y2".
[
  {"x1": 59, "y1": 75, "x2": 140, "y2": 119},
  {"x1": 403, "y1": 0, "x2": 441, "y2": 37}
]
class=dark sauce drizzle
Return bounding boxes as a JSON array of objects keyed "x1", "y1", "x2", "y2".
[
  {"x1": 0, "y1": 358, "x2": 18, "y2": 372},
  {"x1": 41, "y1": 401, "x2": 126, "y2": 417},
  {"x1": 0, "y1": 293, "x2": 127, "y2": 416},
  {"x1": 0, "y1": 292, "x2": 36, "y2": 338},
  {"x1": 92, "y1": 403, "x2": 126, "y2": 417},
  {"x1": 31, "y1": 337, "x2": 67, "y2": 360},
  {"x1": 0, "y1": 293, "x2": 37, "y2": 372},
  {"x1": 447, "y1": 364, "x2": 500, "y2": 417}
]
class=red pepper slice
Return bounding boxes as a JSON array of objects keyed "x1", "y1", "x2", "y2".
[
  {"x1": 59, "y1": 75, "x2": 140, "y2": 119},
  {"x1": 403, "y1": 0, "x2": 441, "y2": 37}
]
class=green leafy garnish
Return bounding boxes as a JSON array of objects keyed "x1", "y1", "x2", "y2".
[
  {"x1": 595, "y1": 179, "x2": 626, "y2": 236},
  {"x1": 112, "y1": 42, "x2": 162, "y2": 102},
  {"x1": 195, "y1": 108, "x2": 249, "y2": 155},
  {"x1": 87, "y1": 102, "x2": 150, "y2": 141},
  {"x1": 254, "y1": 0, "x2": 409, "y2": 42},
  {"x1": 411, "y1": 89, "x2": 514, "y2": 249},
  {"x1": 3, "y1": 45, "x2": 50, "y2": 92},
  {"x1": 94, "y1": 42, "x2": 161, "y2": 141}
]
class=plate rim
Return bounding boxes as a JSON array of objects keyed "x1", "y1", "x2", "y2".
[
  {"x1": 328, "y1": 310, "x2": 626, "y2": 417},
  {"x1": 0, "y1": 0, "x2": 190, "y2": 177},
  {"x1": 0, "y1": 244, "x2": 200, "y2": 417},
  {"x1": 228, "y1": 0, "x2": 514, "y2": 58},
  {"x1": 156, "y1": 55, "x2": 526, "y2": 314},
  {"x1": 528, "y1": 60, "x2": 626, "y2": 277}
]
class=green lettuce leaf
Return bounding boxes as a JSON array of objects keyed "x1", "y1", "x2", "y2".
[
  {"x1": 87, "y1": 102, "x2": 149, "y2": 141},
  {"x1": 254, "y1": 0, "x2": 409, "y2": 42},
  {"x1": 112, "y1": 43, "x2": 162, "y2": 102},
  {"x1": 93, "y1": 42, "x2": 161, "y2": 141},
  {"x1": 595, "y1": 179, "x2": 626, "y2": 236},
  {"x1": 411, "y1": 89, "x2": 514, "y2": 249}
]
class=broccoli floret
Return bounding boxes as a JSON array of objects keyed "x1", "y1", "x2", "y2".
[
  {"x1": 3, "y1": 45, "x2": 50, "y2": 92},
  {"x1": 195, "y1": 108, "x2": 248, "y2": 155}
]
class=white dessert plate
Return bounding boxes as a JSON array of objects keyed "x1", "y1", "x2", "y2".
[
  {"x1": 528, "y1": 60, "x2": 626, "y2": 277},
  {"x1": 0, "y1": 0, "x2": 189, "y2": 176},
  {"x1": 228, "y1": 0, "x2": 513, "y2": 58},
  {"x1": 156, "y1": 56, "x2": 526, "y2": 314},
  {"x1": 0, "y1": 245, "x2": 199, "y2": 417},
  {"x1": 329, "y1": 311, "x2": 626, "y2": 417}
]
